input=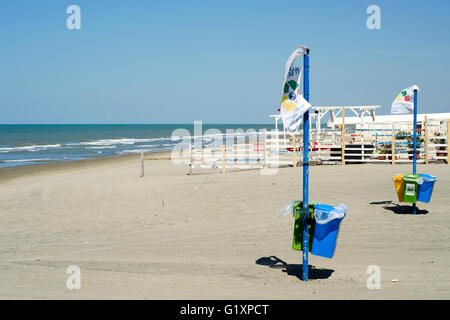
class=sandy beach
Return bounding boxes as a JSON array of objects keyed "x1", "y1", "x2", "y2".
[{"x1": 0, "y1": 155, "x2": 449, "y2": 299}]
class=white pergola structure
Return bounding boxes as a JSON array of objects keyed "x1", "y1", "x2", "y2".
[
  {"x1": 314, "y1": 105, "x2": 381, "y2": 132},
  {"x1": 271, "y1": 105, "x2": 381, "y2": 132}
]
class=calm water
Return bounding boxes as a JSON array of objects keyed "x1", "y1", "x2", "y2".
[{"x1": 0, "y1": 124, "x2": 275, "y2": 168}]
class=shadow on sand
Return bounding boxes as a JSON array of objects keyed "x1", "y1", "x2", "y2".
[
  {"x1": 369, "y1": 200, "x2": 393, "y2": 205},
  {"x1": 383, "y1": 203, "x2": 429, "y2": 215},
  {"x1": 370, "y1": 200, "x2": 429, "y2": 215},
  {"x1": 255, "y1": 256, "x2": 334, "y2": 281}
]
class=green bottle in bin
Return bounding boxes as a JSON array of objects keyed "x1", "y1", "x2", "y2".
[
  {"x1": 402, "y1": 174, "x2": 423, "y2": 203},
  {"x1": 292, "y1": 202, "x2": 315, "y2": 251}
]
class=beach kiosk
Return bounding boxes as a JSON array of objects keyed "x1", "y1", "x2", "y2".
[
  {"x1": 278, "y1": 46, "x2": 347, "y2": 281},
  {"x1": 391, "y1": 86, "x2": 437, "y2": 213}
]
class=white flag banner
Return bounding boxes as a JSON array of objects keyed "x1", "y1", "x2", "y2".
[
  {"x1": 279, "y1": 46, "x2": 311, "y2": 135},
  {"x1": 391, "y1": 85, "x2": 420, "y2": 114}
]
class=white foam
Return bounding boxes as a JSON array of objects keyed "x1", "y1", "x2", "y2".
[
  {"x1": 0, "y1": 144, "x2": 61, "y2": 153},
  {"x1": 118, "y1": 148, "x2": 156, "y2": 155},
  {"x1": 1, "y1": 158, "x2": 54, "y2": 163},
  {"x1": 85, "y1": 146, "x2": 117, "y2": 149},
  {"x1": 66, "y1": 137, "x2": 175, "y2": 147}
]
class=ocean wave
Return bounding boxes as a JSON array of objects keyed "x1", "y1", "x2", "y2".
[
  {"x1": 0, "y1": 158, "x2": 55, "y2": 163},
  {"x1": 66, "y1": 137, "x2": 178, "y2": 147},
  {"x1": 0, "y1": 144, "x2": 61, "y2": 153},
  {"x1": 85, "y1": 146, "x2": 117, "y2": 149},
  {"x1": 117, "y1": 148, "x2": 156, "y2": 155},
  {"x1": 66, "y1": 139, "x2": 137, "y2": 146}
]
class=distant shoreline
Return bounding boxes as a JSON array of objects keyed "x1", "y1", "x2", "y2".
[{"x1": 0, "y1": 123, "x2": 276, "y2": 169}]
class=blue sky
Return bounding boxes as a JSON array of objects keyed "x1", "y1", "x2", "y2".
[{"x1": 1, "y1": 0, "x2": 449, "y2": 124}]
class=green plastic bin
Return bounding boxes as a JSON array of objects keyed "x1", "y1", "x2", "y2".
[
  {"x1": 292, "y1": 202, "x2": 315, "y2": 251},
  {"x1": 402, "y1": 174, "x2": 422, "y2": 203}
]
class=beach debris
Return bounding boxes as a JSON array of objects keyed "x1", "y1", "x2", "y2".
[
  {"x1": 278, "y1": 201, "x2": 299, "y2": 218},
  {"x1": 314, "y1": 203, "x2": 348, "y2": 224},
  {"x1": 391, "y1": 279, "x2": 399, "y2": 282},
  {"x1": 162, "y1": 200, "x2": 165, "y2": 207}
]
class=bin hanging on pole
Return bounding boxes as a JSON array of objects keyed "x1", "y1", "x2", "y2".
[
  {"x1": 417, "y1": 174, "x2": 437, "y2": 203},
  {"x1": 311, "y1": 203, "x2": 347, "y2": 259},
  {"x1": 292, "y1": 201, "x2": 315, "y2": 252},
  {"x1": 403, "y1": 174, "x2": 422, "y2": 204}
]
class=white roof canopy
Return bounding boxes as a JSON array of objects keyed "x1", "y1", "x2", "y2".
[
  {"x1": 333, "y1": 112, "x2": 450, "y2": 125},
  {"x1": 271, "y1": 105, "x2": 382, "y2": 132}
]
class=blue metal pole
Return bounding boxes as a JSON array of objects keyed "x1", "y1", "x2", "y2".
[
  {"x1": 302, "y1": 50, "x2": 310, "y2": 281},
  {"x1": 412, "y1": 89, "x2": 418, "y2": 215}
]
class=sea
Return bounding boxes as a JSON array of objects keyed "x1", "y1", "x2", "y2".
[{"x1": 0, "y1": 124, "x2": 275, "y2": 168}]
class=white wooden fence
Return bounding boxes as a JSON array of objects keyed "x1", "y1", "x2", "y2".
[
  {"x1": 186, "y1": 118, "x2": 450, "y2": 173},
  {"x1": 138, "y1": 119, "x2": 450, "y2": 176}
]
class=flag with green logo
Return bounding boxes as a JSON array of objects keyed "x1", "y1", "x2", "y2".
[
  {"x1": 391, "y1": 85, "x2": 419, "y2": 114},
  {"x1": 279, "y1": 46, "x2": 311, "y2": 135}
]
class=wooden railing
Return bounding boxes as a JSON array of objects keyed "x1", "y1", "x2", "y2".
[{"x1": 139, "y1": 119, "x2": 450, "y2": 176}]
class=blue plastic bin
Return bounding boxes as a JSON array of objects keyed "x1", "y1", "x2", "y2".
[
  {"x1": 311, "y1": 204, "x2": 345, "y2": 259},
  {"x1": 417, "y1": 174, "x2": 436, "y2": 203}
]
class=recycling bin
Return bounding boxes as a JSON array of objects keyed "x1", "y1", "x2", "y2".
[
  {"x1": 292, "y1": 202, "x2": 315, "y2": 252},
  {"x1": 417, "y1": 174, "x2": 437, "y2": 203},
  {"x1": 393, "y1": 174, "x2": 405, "y2": 202},
  {"x1": 311, "y1": 203, "x2": 347, "y2": 259},
  {"x1": 402, "y1": 174, "x2": 422, "y2": 203}
]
